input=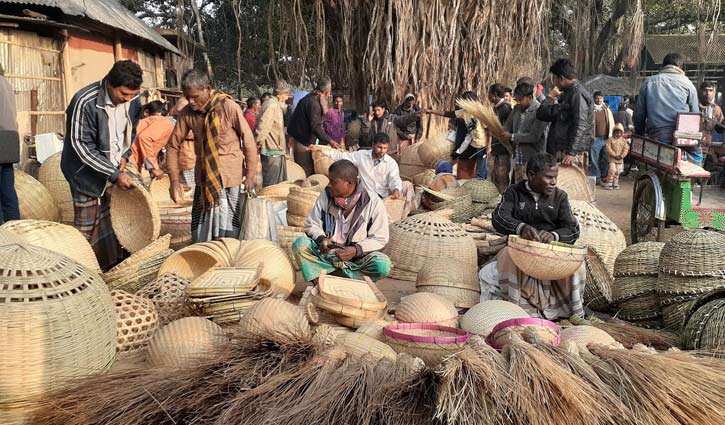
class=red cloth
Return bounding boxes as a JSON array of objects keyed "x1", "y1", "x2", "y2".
[{"x1": 244, "y1": 109, "x2": 257, "y2": 131}]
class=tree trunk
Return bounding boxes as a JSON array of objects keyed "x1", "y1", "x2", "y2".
[
  {"x1": 190, "y1": 0, "x2": 214, "y2": 81},
  {"x1": 231, "y1": 0, "x2": 243, "y2": 99}
]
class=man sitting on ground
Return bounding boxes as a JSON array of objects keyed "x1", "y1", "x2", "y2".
[
  {"x1": 479, "y1": 153, "x2": 583, "y2": 320},
  {"x1": 308, "y1": 132, "x2": 414, "y2": 216},
  {"x1": 292, "y1": 159, "x2": 392, "y2": 282}
]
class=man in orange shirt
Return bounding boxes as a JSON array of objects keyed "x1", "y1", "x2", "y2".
[{"x1": 130, "y1": 100, "x2": 174, "y2": 179}]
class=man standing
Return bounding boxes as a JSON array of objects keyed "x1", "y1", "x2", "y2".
[
  {"x1": 0, "y1": 63, "x2": 19, "y2": 225},
  {"x1": 361, "y1": 100, "x2": 420, "y2": 156},
  {"x1": 322, "y1": 94, "x2": 346, "y2": 148},
  {"x1": 698, "y1": 81, "x2": 723, "y2": 156},
  {"x1": 590, "y1": 91, "x2": 615, "y2": 184},
  {"x1": 634, "y1": 53, "x2": 700, "y2": 164},
  {"x1": 500, "y1": 82, "x2": 548, "y2": 183},
  {"x1": 489, "y1": 83, "x2": 513, "y2": 192},
  {"x1": 394, "y1": 93, "x2": 423, "y2": 146},
  {"x1": 613, "y1": 102, "x2": 634, "y2": 131},
  {"x1": 165, "y1": 69, "x2": 258, "y2": 242},
  {"x1": 537, "y1": 58, "x2": 594, "y2": 168},
  {"x1": 61, "y1": 60, "x2": 142, "y2": 270},
  {"x1": 288, "y1": 78, "x2": 333, "y2": 176},
  {"x1": 243, "y1": 96, "x2": 261, "y2": 130},
  {"x1": 255, "y1": 80, "x2": 291, "y2": 187}
]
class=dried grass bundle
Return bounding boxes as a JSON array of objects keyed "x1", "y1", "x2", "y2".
[
  {"x1": 502, "y1": 336, "x2": 613, "y2": 425},
  {"x1": 455, "y1": 98, "x2": 512, "y2": 154},
  {"x1": 588, "y1": 346, "x2": 725, "y2": 425},
  {"x1": 592, "y1": 318, "x2": 678, "y2": 350},
  {"x1": 373, "y1": 361, "x2": 440, "y2": 425}
]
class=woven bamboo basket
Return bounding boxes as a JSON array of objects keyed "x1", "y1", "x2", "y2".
[
  {"x1": 355, "y1": 317, "x2": 399, "y2": 341},
  {"x1": 398, "y1": 143, "x2": 428, "y2": 178},
  {"x1": 318, "y1": 273, "x2": 387, "y2": 311},
  {"x1": 287, "y1": 187, "x2": 320, "y2": 227},
  {"x1": 417, "y1": 133, "x2": 454, "y2": 168},
  {"x1": 235, "y1": 239, "x2": 295, "y2": 297},
  {"x1": 613, "y1": 271, "x2": 659, "y2": 302},
  {"x1": 383, "y1": 197, "x2": 406, "y2": 223},
  {"x1": 312, "y1": 146, "x2": 338, "y2": 176},
  {"x1": 412, "y1": 169, "x2": 435, "y2": 187},
  {"x1": 462, "y1": 179, "x2": 500, "y2": 204},
  {"x1": 22, "y1": 158, "x2": 40, "y2": 178},
  {"x1": 146, "y1": 317, "x2": 227, "y2": 368},
  {"x1": 257, "y1": 182, "x2": 299, "y2": 198},
  {"x1": 303, "y1": 174, "x2": 329, "y2": 190},
  {"x1": 394, "y1": 292, "x2": 459, "y2": 327},
  {"x1": 583, "y1": 248, "x2": 613, "y2": 311},
  {"x1": 187, "y1": 265, "x2": 261, "y2": 297},
  {"x1": 111, "y1": 290, "x2": 159, "y2": 355},
  {"x1": 238, "y1": 298, "x2": 311, "y2": 339},
  {"x1": 136, "y1": 272, "x2": 194, "y2": 326},
  {"x1": 37, "y1": 152, "x2": 74, "y2": 224},
  {"x1": 157, "y1": 201, "x2": 193, "y2": 250},
  {"x1": 287, "y1": 158, "x2": 307, "y2": 182},
  {"x1": 415, "y1": 258, "x2": 480, "y2": 308},
  {"x1": 659, "y1": 272, "x2": 725, "y2": 296},
  {"x1": 487, "y1": 318, "x2": 560, "y2": 350},
  {"x1": 384, "y1": 323, "x2": 468, "y2": 366},
  {"x1": 383, "y1": 212, "x2": 477, "y2": 281},
  {"x1": 559, "y1": 325, "x2": 619, "y2": 348},
  {"x1": 557, "y1": 165, "x2": 595, "y2": 202},
  {"x1": 311, "y1": 323, "x2": 338, "y2": 347},
  {"x1": 460, "y1": 300, "x2": 529, "y2": 338},
  {"x1": 0, "y1": 244, "x2": 116, "y2": 405},
  {"x1": 614, "y1": 242, "x2": 665, "y2": 277},
  {"x1": 14, "y1": 169, "x2": 60, "y2": 222},
  {"x1": 158, "y1": 244, "x2": 228, "y2": 281},
  {"x1": 617, "y1": 289, "x2": 660, "y2": 321},
  {"x1": 508, "y1": 235, "x2": 586, "y2": 281},
  {"x1": 0, "y1": 228, "x2": 22, "y2": 245},
  {"x1": 426, "y1": 186, "x2": 472, "y2": 209},
  {"x1": 659, "y1": 230, "x2": 725, "y2": 277},
  {"x1": 335, "y1": 332, "x2": 398, "y2": 360},
  {"x1": 0, "y1": 219, "x2": 101, "y2": 272},
  {"x1": 310, "y1": 286, "x2": 384, "y2": 320},
  {"x1": 682, "y1": 288, "x2": 725, "y2": 352},
  {"x1": 148, "y1": 176, "x2": 194, "y2": 204},
  {"x1": 570, "y1": 200, "x2": 626, "y2": 274},
  {"x1": 660, "y1": 293, "x2": 699, "y2": 331},
  {"x1": 103, "y1": 235, "x2": 172, "y2": 291},
  {"x1": 276, "y1": 225, "x2": 306, "y2": 270},
  {"x1": 110, "y1": 184, "x2": 161, "y2": 253}
]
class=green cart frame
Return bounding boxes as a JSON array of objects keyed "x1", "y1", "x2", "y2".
[{"x1": 629, "y1": 135, "x2": 725, "y2": 243}]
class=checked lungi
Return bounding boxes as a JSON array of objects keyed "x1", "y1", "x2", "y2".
[
  {"x1": 191, "y1": 185, "x2": 243, "y2": 243},
  {"x1": 71, "y1": 190, "x2": 126, "y2": 271},
  {"x1": 292, "y1": 237, "x2": 392, "y2": 282}
]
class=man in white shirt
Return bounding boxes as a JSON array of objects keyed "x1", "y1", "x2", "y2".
[{"x1": 308, "y1": 132, "x2": 415, "y2": 216}]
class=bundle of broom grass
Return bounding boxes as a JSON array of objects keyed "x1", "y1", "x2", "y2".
[{"x1": 455, "y1": 98, "x2": 513, "y2": 155}]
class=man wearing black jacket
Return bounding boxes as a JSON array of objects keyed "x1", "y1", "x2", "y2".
[
  {"x1": 288, "y1": 77, "x2": 333, "y2": 175},
  {"x1": 536, "y1": 59, "x2": 594, "y2": 168},
  {"x1": 480, "y1": 153, "x2": 584, "y2": 320},
  {"x1": 489, "y1": 83, "x2": 513, "y2": 191}
]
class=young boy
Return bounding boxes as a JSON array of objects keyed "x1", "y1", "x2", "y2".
[{"x1": 604, "y1": 123, "x2": 629, "y2": 190}]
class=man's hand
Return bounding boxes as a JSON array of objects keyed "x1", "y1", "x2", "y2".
[
  {"x1": 391, "y1": 190, "x2": 402, "y2": 199},
  {"x1": 367, "y1": 113, "x2": 374, "y2": 122},
  {"x1": 406, "y1": 134, "x2": 416, "y2": 141},
  {"x1": 539, "y1": 230, "x2": 556, "y2": 243},
  {"x1": 520, "y1": 224, "x2": 541, "y2": 242},
  {"x1": 119, "y1": 158, "x2": 128, "y2": 172},
  {"x1": 561, "y1": 154, "x2": 577, "y2": 166},
  {"x1": 169, "y1": 180, "x2": 184, "y2": 203},
  {"x1": 151, "y1": 168, "x2": 164, "y2": 179},
  {"x1": 245, "y1": 174, "x2": 256, "y2": 193},
  {"x1": 329, "y1": 141, "x2": 340, "y2": 149},
  {"x1": 335, "y1": 246, "x2": 357, "y2": 262},
  {"x1": 414, "y1": 111, "x2": 423, "y2": 118},
  {"x1": 549, "y1": 86, "x2": 561, "y2": 99},
  {"x1": 115, "y1": 172, "x2": 134, "y2": 190},
  {"x1": 307, "y1": 144, "x2": 321, "y2": 152},
  {"x1": 318, "y1": 238, "x2": 333, "y2": 254},
  {"x1": 502, "y1": 131, "x2": 513, "y2": 141}
]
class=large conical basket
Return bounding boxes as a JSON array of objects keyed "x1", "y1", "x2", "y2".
[
  {"x1": 570, "y1": 200, "x2": 626, "y2": 275},
  {"x1": 658, "y1": 230, "x2": 725, "y2": 277},
  {"x1": 507, "y1": 235, "x2": 586, "y2": 281},
  {"x1": 37, "y1": 152, "x2": 74, "y2": 224},
  {"x1": 146, "y1": 317, "x2": 227, "y2": 368},
  {"x1": 14, "y1": 169, "x2": 60, "y2": 222},
  {"x1": 417, "y1": 133, "x2": 454, "y2": 168},
  {"x1": 557, "y1": 165, "x2": 595, "y2": 202},
  {"x1": 614, "y1": 242, "x2": 665, "y2": 277},
  {"x1": 235, "y1": 239, "x2": 295, "y2": 297},
  {"x1": 398, "y1": 143, "x2": 428, "y2": 178},
  {"x1": 460, "y1": 300, "x2": 529, "y2": 338},
  {"x1": 461, "y1": 178, "x2": 500, "y2": 204},
  {"x1": 110, "y1": 184, "x2": 161, "y2": 253},
  {"x1": 238, "y1": 298, "x2": 311, "y2": 340},
  {"x1": 394, "y1": 292, "x2": 459, "y2": 327}
]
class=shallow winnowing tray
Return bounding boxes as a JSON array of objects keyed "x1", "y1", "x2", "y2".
[{"x1": 187, "y1": 264, "x2": 262, "y2": 297}]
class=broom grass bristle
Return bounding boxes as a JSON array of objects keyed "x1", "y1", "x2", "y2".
[
  {"x1": 592, "y1": 319, "x2": 679, "y2": 350},
  {"x1": 455, "y1": 98, "x2": 513, "y2": 154}
]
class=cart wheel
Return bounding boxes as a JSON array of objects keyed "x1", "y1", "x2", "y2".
[{"x1": 631, "y1": 178, "x2": 664, "y2": 243}]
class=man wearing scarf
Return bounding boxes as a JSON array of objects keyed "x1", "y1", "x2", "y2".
[
  {"x1": 292, "y1": 159, "x2": 392, "y2": 282},
  {"x1": 634, "y1": 52, "x2": 701, "y2": 164},
  {"x1": 165, "y1": 69, "x2": 258, "y2": 242},
  {"x1": 698, "y1": 81, "x2": 723, "y2": 156}
]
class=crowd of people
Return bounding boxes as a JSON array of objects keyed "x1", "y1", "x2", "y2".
[{"x1": 0, "y1": 49, "x2": 718, "y2": 321}]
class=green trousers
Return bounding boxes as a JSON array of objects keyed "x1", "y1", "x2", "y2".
[{"x1": 292, "y1": 237, "x2": 392, "y2": 282}]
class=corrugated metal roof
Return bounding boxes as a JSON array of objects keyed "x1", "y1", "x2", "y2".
[
  {"x1": 645, "y1": 34, "x2": 725, "y2": 65},
  {"x1": 3, "y1": 0, "x2": 180, "y2": 54},
  {"x1": 583, "y1": 74, "x2": 636, "y2": 96}
]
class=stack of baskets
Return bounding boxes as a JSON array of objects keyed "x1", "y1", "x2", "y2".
[
  {"x1": 417, "y1": 133, "x2": 454, "y2": 168},
  {"x1": 37, "y1": 152, "x2": 74, "y2": 224},
  {"x1": 657, "y1": 230, "x2": 725, "y2": 332},
  {"x1": 257, "y1": 182, "x2": 299, "y2": 200},
  {"x1": 423, "y1": 186, "x2": 476, "y2": 223},
  {"x1": 507, "y1": 235, "x2": 586, "y2": 281},
  {"x1": 159, "y1": 238, "x2": 240, "y2": 282},
  {"x1": 398, "y1": 143, "x2": 428, "y2": 179},
  {"x1": 110, "y1": 184, "x2": 161, "y2": 253},
  {"x1": 14, "y1": 169, "x2": 60, "y2": 222},
  {"x1": 312, "y1": 145, "x2": 339, "y2": 176},
  {"x1": 309, "y1": 273, "x2": 388, "y2": 328},
  {"x1": 462, "y1": 178, "x2": 501, "y2": 216},
  {"x1": 383, "y1": 323, "x2": 468, "y2": 366},
  {"x1": 556, "y1": 165, "x2": 595, "y2": 202},
  {"x1": 186, "y1": 265, "x2": 268, "y2": 324},
  {"x1": 103, "y1": 234, "x2": 173, "y2": 293},
  {"x1": 234, "y1": 239, "x2": 295, "y2": 298},
  {"x1": 146, "y1": 317, "x2": 227, "y2": 368},
  {"x1": 415, "y1": 258, "x2": 480, "y2": 308},
  {"x1": 582, "y1": 248, "x2": 614, "y2": 312},
  {"x1": 383, "y1": 212, "x2": 477, "y2": 281},
  {"x1": 276, "y1": 225, "x2": 306, "y2": 270},
  {"x1": 287, "y1": 187, "x2": 320, "y2": 227},
  {"x1": 149, "y1": 176, "x2": 194, "y2": 250},
  {"x1": 570, "y1": 200, "x2": 626, "y2": 274},
  {"x1": 612, "y1": 242, "x2": 665, "y2": 327},
  {"x1": 682, "y1": 288, "x2": 725, "y2": 352}
]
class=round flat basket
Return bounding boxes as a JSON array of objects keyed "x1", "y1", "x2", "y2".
[
  {"x1": 614, "y1": 242, "x2": 665, "y2": 277},
  {"x1": 0, "y1": 244, "x2": 116, "y2": 404},
  {"x1": 417, "y1": 133, "x2": 454, "y2": 168},
  {"x1": 37, "y1": 152, "x2": 74, "y2": 224},
  {"x1": 507, "y1": 235, "x2": 586, "y2": 281},
  {"x1": 111, "y1": 290, "x2": 159, "y2": 355},
  {"x1": 335, "y1": 332, "x2": 398, "y2": 361},
  {"x1": 384, "y1": 323, "x2": 468, "y2": 366},
  {"x1": 238, "y1": 298, "x2": 311, "y2": 340},
  {"x1": 146, "y1": 317, "x2": 227, "y2": 368},
  {"x1": 136, "y1": 272, "x2": 193, "y2": 326},
  {"x1": 158, "y1": 245, "x2": 228, "y2": 281},
  {"x1": 303, "y1": 174, "x2": 329, "y2": 190},
  {"x1": 318, "y1": 274, "x2": 387, "y2": 311},
  {"x1": 583, "y1": 248, "x2": 613, "y2": 312},
  {"x1": 559, "y1": 325, "x2": 619, "y2": 348},
  {"x1": 658, "y1": 230, "x2": 725, "y2": 277},
  {"x1": 462, "y1": 179, "x2": 500, "y2": 204},
  {"x1": 276, "y1": 225, "x2": 306, "y2": 271},
  {"x1": 287, "y1": 158, "x2": 307, "y2": 182},
  {"x1": 570, "y1": 200, "x2": 626, "y2": 275},
  {"x1": 14, "y1": 169, "x2": 60, "y2": 222},
  {"x1": 287, "y1": 187, "x2": 319, "y2": 220},
  {"x1": 394, "y1": 292, "x2": 459, "y2": 327},
  {"x1": 257, "y1": 182, "x2": 299, "y2": 198},
  {"x1": 310, "y1": 287, "x2": 384, "y2": 320},
  {"x1": 416, "y1": 285, "x2": 480, "y2": 309},
  {"x1": 682, "y1": 288, "x2": 725, "y2": 351},
  {"x1": 383, "y1": 197, "x2": 406, "y2": 223},
  {"x1": 487, "y1": 317, "x2": 560, "y2": 350},
  {"x1": 383, "y1": 212, "x2": 477, "y2": 282},
  {"x1": 556, "y1": 165, "x2": 594, "y2": 202},
  {"x1": 460, "y1": 300, "x2": 529, "y2": 338},
  {"x1": 0, "y1": 219, "x2": 101, "y2": 272},
  {"x1": 235, "y1": 239, "x2": 294, "y2": 297},
  {"x1": 110, "y1": 184, "x2": 161, "y2": 253}
]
